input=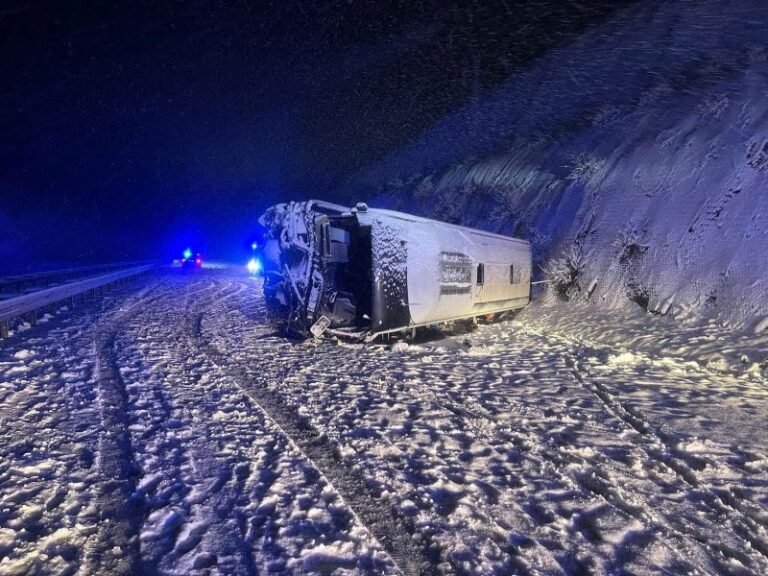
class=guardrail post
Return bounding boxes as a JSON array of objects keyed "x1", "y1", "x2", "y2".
[{"x1": 0, "y1": 263, "x2": 156, "y2": 339}]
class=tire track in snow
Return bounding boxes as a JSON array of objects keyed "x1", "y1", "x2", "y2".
[
  {"x1": 322, "y1": 363, "x2": 584, "y2": 575},
  {"x1": 516, "y1": 323, "x2": 768, "y2": 554},
  {"x1": 319, "y1": 339, "x2": 715, "y2": 575},
  {"x1": 178, "y1": 272, "x2": 768, "y2": 574},
  {"x1": 372, "y1": 324, "x2": 764, "y2": 574},
  {"x1": 129, "y1": 276, "x2": 399, "y2": 574},
  {"x1": 415, "y1": 383, "x2": 716, "y2": 574},
  {"x1": 564, "y1": 351, "x2": 768, "y2": 567},
  {"x1": 113, "y1": 278, "x2": 263, "y2": 575},
  {"x1": 257, "y1": 332, "x2": 721, "y2": 574},
  {"x1": 210, "y1": 281, "x2": 667, "y2": 574},
  {"x1": 186, "y1": 311, "x2": 434, "y2": 576},
  {"x1": 418, "y1": 361, "x2": 745, "y2": 575},
  {"x1": 277, "y1": 361, "x2": 566, "y2": 576},
  {"x1": 83, "y1": 328, "x2": 143, "y2": 575},
  {"x1": 82, "y1": 274, "x2": 170, "y2": 574},
  {"x1": 196, "y1": 285, "x2": 571, "y2": 575}
]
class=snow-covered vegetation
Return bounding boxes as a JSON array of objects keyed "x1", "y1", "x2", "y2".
[{"x1": 344, "y1": 0, "x2": 768, "y2": 332}]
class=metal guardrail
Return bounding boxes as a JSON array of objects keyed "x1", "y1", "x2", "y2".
[
  {"x1": 0, "y1": 264, "x2": 158, "y2": 338},
  {"x1": 0, "y1": 261, "x2": 153, "y2": 294}
]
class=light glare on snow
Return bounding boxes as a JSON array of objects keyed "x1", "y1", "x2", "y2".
[{"x1": 246, "y1": 258, "x2": 261, "y2": 275}]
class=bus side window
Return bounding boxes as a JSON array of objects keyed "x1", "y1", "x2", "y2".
[{"x1": 476, "y1": 263, "x2": 485, "y2": 285}]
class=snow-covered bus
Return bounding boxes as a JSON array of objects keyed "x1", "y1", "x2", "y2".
[{"x1": 257, "y1": 200, "x2": 531, "y2": 340}]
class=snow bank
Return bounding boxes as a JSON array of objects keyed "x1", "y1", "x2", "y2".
[{"x1": 343, "y1": 0, "x2": 768, "y2": 329}]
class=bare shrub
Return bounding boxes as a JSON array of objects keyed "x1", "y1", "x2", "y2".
[
  {"x1": 614, "y1": 228, "x2": 650, "y2": 266},
  {"x1": 490, "y1": 185, "x2": 525, "y2": 223},
  {"x1": 613, "y1": 227, "x2": 653, "y2": 311},
  {"x1": 565, "y1": 153, "x2": 607, "y2": 184},
  {"x1": 542, "y1": 244, "x2": 583, "y2": 300}
]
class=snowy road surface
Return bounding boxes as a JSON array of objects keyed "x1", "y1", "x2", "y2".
[{"x1": 1, "y1": 267, "x2": 767, "y2": 576}]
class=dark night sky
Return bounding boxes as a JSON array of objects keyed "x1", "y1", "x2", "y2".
[{"x1": 0, "y1": 0, "x2": 634, "y2": 271}]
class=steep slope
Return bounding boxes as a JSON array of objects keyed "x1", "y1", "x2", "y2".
[{"x1": 342, "y1": 0, "x2": 768, "y2": 331}]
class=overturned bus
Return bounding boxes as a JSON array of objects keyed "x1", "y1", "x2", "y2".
[{"x1": 257, "y1": 200, "x2": 531, "y2": 340}]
